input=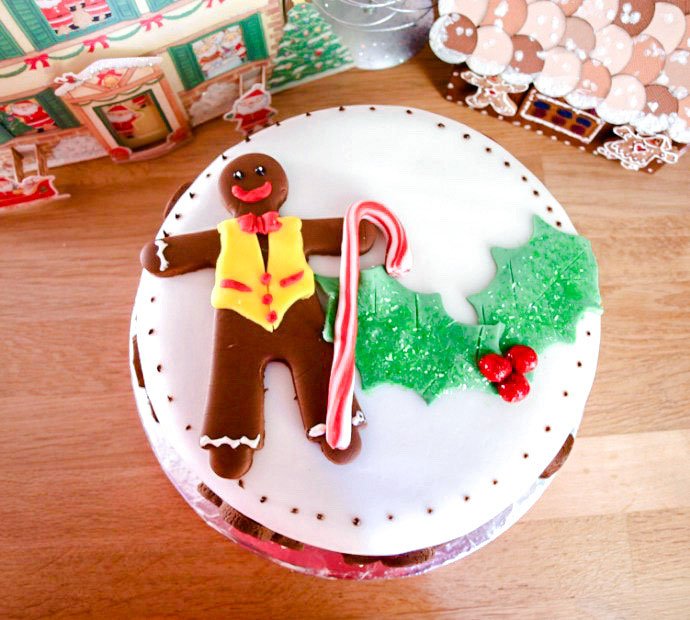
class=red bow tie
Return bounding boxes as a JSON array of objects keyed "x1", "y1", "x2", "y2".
[{"x1": 237, "y1": 211, "x2": 282, "y2": 235}]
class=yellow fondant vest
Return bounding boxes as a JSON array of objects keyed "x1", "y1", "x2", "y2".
[{"x1": 211, "y1": 216, "x2": 315, "y2": 331}]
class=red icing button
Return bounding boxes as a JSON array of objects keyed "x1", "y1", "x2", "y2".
[
  {"x1": 262, "y1": 294, "x2": 273, "y2": 305},
  {"x1": 266, "y1": 311, "x2": 278, "y2": 323},
  {"x1": 260, "y1": 273, "x2": 272, "y2": 285}
]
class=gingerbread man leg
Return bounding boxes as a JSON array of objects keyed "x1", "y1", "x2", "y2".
[
  {"x1": 201, "y1": 309, "x2": 267, "y2": 479},
  {"x1": 278, "y1": 296, "x2": 362, "y2": 464}
]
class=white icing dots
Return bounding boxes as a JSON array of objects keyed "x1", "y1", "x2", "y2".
[
  {"x1": 481, "y1": 0, "x2": 528, "y2": 35},
  {"x1": 596, "y1": 74, "x2": 646, "y2": 124},
  {"x1": 518, "y1": 0, "x2": 566, "y2": 51},
  {"x1": 574, "y1": 0, "x2": 617, "y2": 32},
  {"x1": 467, "y1": 25, "x2": 514, "y2": 75},
  {"x1": 621, "y1": 34, "x2": 665, "y2": 85},
  {"x1": 438, "y1": 0, "x2": 490, "y2": 24},
  {"x1": 641, "y1": 2, "x2": 685, "y2": 54},
  {"x1": 661, "y1": 50, "x2": 690, "y2": 99},
  {"x1": 535, "y1": 47, "x2": 582, "y2": 96},
  {"x1": 591, "y1": 24, "x2": 634, "y2": 74}
]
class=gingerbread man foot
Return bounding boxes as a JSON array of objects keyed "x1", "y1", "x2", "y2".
[
  {"x1": 319, "y1": 424, "x2": 362, "y2": 464},
  {"x1": 208, "y1": 444, "x2": 255, "y2": 479}
]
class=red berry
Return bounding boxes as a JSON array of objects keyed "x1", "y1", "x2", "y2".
[
  {"x1": 506, "y1": 345, "x2": 538, "y2": 374},
  {"x1": 498, "y1": 373, "x2": 531, "y2": 403},
  {"x1": 478, "y1": 354, "x2": 512, "y2": 383}
]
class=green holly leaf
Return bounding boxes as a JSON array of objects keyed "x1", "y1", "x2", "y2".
[
  {"x1": 317, "y1": 266, "x2": 503, "y2": 403},
  {"x1": 468, "y1": 216, "x2": 602, "y2": 352}
]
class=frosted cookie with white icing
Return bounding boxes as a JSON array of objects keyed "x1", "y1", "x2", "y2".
[{"x1": 130, "y1": 105, "x2": 602, "y2": 578}]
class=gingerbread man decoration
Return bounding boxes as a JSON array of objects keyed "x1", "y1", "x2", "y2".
[
  {"x1": 461, "y1": 70, "x2": 528, "y2": 117},
  {"x1": 141, "y1": 154, "x2": 376, "y2": 479},
  {"x1": 596, "y1": 125, "x2": 680, "y2": 172}
]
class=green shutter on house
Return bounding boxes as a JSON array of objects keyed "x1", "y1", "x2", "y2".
[
  {"x1": 0, "y1": 108, "x2": 33, "y2": 138},
  {"x1": 241, "y1": 13, "x2": 269, "y2": 61},
  {"x1": 35, "y1": 89, "x2": 80, "y2": 129},
  {"x1": 169, "y1": 45, "x2": 205, "y2": 90},
  {"x1": 109, "y1": 0, "x2": 140, "y2": 21},
  {"x1": 5, "y1": 0, "x2": 139, "y2": 50},
  {"x1": 0, "y1": 124, "x2": 14, "y2": 145},
  {"x1": 146, "y1": 0, "x2": 176, "y2": 10},
  {"x1": 4, "y1": 0, "x2": 59, "y2": 50},
  {"x1": 0, "y1": 21, "x2": 23, "y2": 60}
]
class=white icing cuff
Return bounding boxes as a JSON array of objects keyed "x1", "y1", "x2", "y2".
[
  {"x1": 352, "y1": 410, "x2": 366, "y2": 427},
  {"x1": 199, "y1": 434, "x2": 261, "y2": 449},
  {"x1": 154, "y1": 239, "x2": 169, "y2": 271},
  {"x1": 308, "y1": 423, "x2": 326, "y2": 438}
]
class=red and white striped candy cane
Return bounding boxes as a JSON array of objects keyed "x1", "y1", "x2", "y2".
[{"x1": 326, "y1": 201, "x2": 412, "y2": 450}]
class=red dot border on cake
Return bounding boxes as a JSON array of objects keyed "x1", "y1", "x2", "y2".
[{"x1": 141, "y1": 105, "x2": 598, "y2": 535}]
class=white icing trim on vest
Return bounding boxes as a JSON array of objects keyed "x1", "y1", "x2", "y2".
[
  {"x1": 155, "y1": 239, "x2": 169, "y2": 271},
  {"x1": 199, "y1": 434, "x2": 261, "y2": 449}
]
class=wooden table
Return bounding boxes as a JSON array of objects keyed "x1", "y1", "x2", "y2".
[{"x1": 3, "y1": 49, "x2": 689, "y2": 619}]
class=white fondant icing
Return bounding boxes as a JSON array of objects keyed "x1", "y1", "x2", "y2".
[
  {"x1": 131, "y1": 106, "x2": 601, "y2": 556},
  {"x1": 154, "y1": 239, "x2": 169, "y2": 272},
  {"x1": 200, "y1": 434, "x2": 261, "y2": 450}
]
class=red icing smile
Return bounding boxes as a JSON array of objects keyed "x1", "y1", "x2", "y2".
[{"x1": 231, "y1": 181, "x2": 273, "y2": 203}]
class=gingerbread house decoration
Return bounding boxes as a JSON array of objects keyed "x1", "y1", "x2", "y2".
[
  {"x1": 430, "y1": 0, "x2": 690, "y2": 173},
  {"x1": 0, "y1": 0, "x2": 285, "y2": 175},
  {"x1": 55, "y1": 57, "x2": 190, "y2": 161}
]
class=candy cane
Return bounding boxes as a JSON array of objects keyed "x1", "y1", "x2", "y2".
[{"x1": 326, "y1": 201, "x2": 412, "y2": 450}]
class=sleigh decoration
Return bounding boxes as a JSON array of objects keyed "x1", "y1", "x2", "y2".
[{"x1": 430, "y1": 0, "x2": 690, "y2": 173}]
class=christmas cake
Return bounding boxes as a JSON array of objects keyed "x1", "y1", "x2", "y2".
[{"x1": 130, "y1": 105, "x2": 602, "y2": 578}]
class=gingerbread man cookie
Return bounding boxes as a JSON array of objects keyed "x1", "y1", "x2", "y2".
[{"x1": 141, "y1": 154, "x2": 376, "y2": 478}]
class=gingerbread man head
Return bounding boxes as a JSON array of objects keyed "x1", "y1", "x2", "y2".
[{"x1": 219, "y1": 153, "x2": 288, "y2": 216}]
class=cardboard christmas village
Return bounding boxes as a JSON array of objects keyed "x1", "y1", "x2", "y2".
[
  {"x1": 430, "y1": 0, "x2": 690, "y2": 173},
  {"x1": 0, "y1": 0, "x2": 353, "y2": 208}
]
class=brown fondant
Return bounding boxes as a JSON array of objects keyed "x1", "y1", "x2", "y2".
[
  {"x1": 380, "y1": 547, "x2": 436, "y2": 568},
  {"x1": 141, "y1": 154, "x2": 376, "y2": 480},
  {"x1": 163, "y1": 181, "x2": 192, "y2": 218},
  {"x1": 220, "y1": 503, "x2": 274, "y2": 541},
  {"x1": 147, "y1": 397, "x2": 159, "y2": 424},
  {"x1": 540, "y1": 433, "x2": 575, "y2": 478},
  {"x1": 197, "y1": 482, "x2": 223, "y2": 507},
  {"x1": 270, "y1": 532, "x2": 304, "y2": 550},
  {"x1": 342, "y1": 546, "x2": 436, "y2": 568},
  {"x1": 131, "y1": 335, "x2": 145, "y2": 388}
]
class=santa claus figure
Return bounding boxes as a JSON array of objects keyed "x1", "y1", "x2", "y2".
[
  {"x1": 36, "y1": 0, "x2": 72, "y2": 35},
  {"x1": 224, "y1": 85, "x2": 276, "y2": 136},
  {"x1": 221, "y1": 30, "x2": 247, "y2": 63},
  {"x1": 3, "y1": 100, "x2": 56, "y2": 132},
  {"x1": 84, "y1": 0, "x2": 112, "y2": 23},
  {"x1": 105, "y1": 104, "x2": 139, "y2": 140},
  {"x1": 195, "y1": 36, "x2": 224, "y2": 76}
]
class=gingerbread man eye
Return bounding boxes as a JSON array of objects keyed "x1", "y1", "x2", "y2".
[
  {"x1": 232, "y1": 170, "x2": 244, "y2": 180},
  {"x1": 255, "y1": 165, "x2": 266, "y2": 176}
]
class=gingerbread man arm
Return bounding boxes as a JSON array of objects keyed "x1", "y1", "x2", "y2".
[
  {"x1": 301, "y1": 218, "x2": 377, "y2": 257},
  {"x1": 140, "y1": 230, "x2": 220, "y2": 277}
]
